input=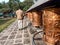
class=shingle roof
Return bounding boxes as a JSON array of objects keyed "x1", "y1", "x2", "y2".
[
  {"x1": 26, "y1": 0, "x2": 60, "y2": 12},
  {"x1": 26, "y1": 0, "x2": 49, "y2": 12}
]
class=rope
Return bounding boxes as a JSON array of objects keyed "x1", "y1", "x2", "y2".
[
  {"x1": 32, "y1": 31, "x2": 43, "y2": 45},
  {"x1": 21, "y1": 13, "x2": 32, "y2": 30}
]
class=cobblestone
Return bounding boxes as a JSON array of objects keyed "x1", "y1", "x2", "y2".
[
  {"x1": 0, "y1": 40, "x2": 5, "y2": 45},
  {"x1": 13, "y1": 43, "x2": 23, "y2": 45},
  {"x1": 0, "y1": 20, "x2": 32, "y2": 45},
  {"x1": 24, "y1": 33, "x2": 29, "y2": 37},
  {"x1": 24, "y1": 30, "x2": 28, "y2": 33},
  {"x1": 9, "y1": 35, "x2": 15, "y2": 39},
  {"x1": 5, "y1": 40, "x2": 14, "y2": 45},
  {"x1": 0, "y1": 36, "x2": 8, "y2": 40},
  {"x1": 16, "y1": 35, "x2": 22, "y2": 38},
  {"x1": 24, "y1": 38, "x2": 30, "y2": 44},
  {"x1": 15, "y1": 39, "x2": 22, "y2": 43}
]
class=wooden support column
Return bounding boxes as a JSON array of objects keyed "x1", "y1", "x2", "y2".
[
  {"x1": 26, "y1": 11, "x2": 42, "y2": 28},
  {"x1": 32, "y1": 11, "x2": 42, "y2": 27},
  {"x1": 43, "y1": 8, "x2": 60, "y2": 45},
  {"x1": 26, "y1": 12, "x2": 33, "y2": 22}
]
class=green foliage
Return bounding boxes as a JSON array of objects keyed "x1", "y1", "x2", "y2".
[
  {"x1": 0, "y1": 0, "x2": 34, "y2": 32},
  {"x1": 22, "y1": 0, "x2": 34, "y2": 11},
  {"x1": 8, "y1": 0, "x2": 20, "y2": 11},
  {"x1": 0, "y1": 0, "x2": 34, "y2": 12}
]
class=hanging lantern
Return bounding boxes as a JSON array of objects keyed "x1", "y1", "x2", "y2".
[{"x1": 43, "y1": 8, "x2": 60, "y2": 45}]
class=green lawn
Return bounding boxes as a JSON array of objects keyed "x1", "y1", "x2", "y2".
[{"x1": 0, "y1": 18, "x2": 16, "y2": 32}]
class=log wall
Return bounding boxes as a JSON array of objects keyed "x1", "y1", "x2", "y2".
[
  {"x1": 26, "y1": 12, "x2": 33, "y2": 22},
  {"x1": 32, "y1": 11, "x2": 42, "y2": 27},
  {"x1": 43, "y1": 8, "x2": 60, "y2": 45},
  {"x1": 26, "y1": 11, "x2": 42, "y2": 27}
]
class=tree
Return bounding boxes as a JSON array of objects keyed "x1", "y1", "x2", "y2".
[
  {"x1": 9, "y1": 0, "x2": 20, "y2": 11},
  {"x1": 0, "y1": 0, "x2": 34, "y2": 12},
  {"x1": 0, "y1": 2, "x2": 10, "y2": 12},
  {"x1": 22, "y1": 0, "x2": 34, "y2": 11}
]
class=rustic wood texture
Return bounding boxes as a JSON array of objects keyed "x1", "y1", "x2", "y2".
[
  {"x1": 26, "y1": 11, "x2": 42, "y2": 27},
  {"x1": 26, "y1": 12, "x2": 33, "y2": 22},
  {"x1": 43, "y1": 8, "x2": 60, "y2": 45},
  {"x1": 32, "y1": 11, "x2": 42, "y2": 27}
]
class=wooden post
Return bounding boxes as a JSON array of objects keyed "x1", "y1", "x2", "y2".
[
  {"x1": 26, "y1": 12, "x2": 33, "y2": 22},
  {"x1": 43, "y1": 8, "x2": 60, "y2": 45},
  {"x1": 32, "y1": 11, "x2": 42, "y2": 27}
]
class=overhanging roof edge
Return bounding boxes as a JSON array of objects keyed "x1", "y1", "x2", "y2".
[{"x1": 26, "y1": 0, "x2": 49, "y2": 12}]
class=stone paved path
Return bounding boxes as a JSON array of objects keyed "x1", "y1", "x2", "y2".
[{"x1": 0, "y1": 20, "x2": 32, "y2": 45}]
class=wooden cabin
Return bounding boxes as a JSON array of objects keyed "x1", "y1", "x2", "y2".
[
  {"x1": 26, "y1": 10, "x2": 42, "y2": 28},
  {"x1": 26, "y1": 0, "x2": 60, "y2": 45}
]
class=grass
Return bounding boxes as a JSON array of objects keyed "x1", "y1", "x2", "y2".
[
  {"x1": 0, "y1": 18, "x2": 16, "y2": 32},
  {"x1": 0, "y1": 18, "x2": 11, "y2": 25}
]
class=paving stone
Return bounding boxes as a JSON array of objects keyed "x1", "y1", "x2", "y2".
[
  {"x1": 16, "y1": 35, "x2": 22, "y2": 38},
  {"x1": 0, "y1": 40, "x2": 5, "y2": 45},
  {"x1": 24, "y1": 39, "x2": 30, "y2": 44},
  {"x1": 24, "y1": 33, "x2": 29, "y2": 37},
  {"x1": 0, "y1": 20, "x2": 32, "y2": 45},
  {"x1": 35, "y1": 40, "x2": 46, "y2": 45},
  {"x1": 17, "y1": 31, "x2": 23, "y2": 35},
  {"x1": 10, "y1": 28, "x2": 14, "y2": 30},
  {"x1": 18, "y1": 30, "x2": 23, "y2": 33},
  {"x1": 14, "y1": 43, "x2": 23, "y2": 45},
  {"x1": 24, "y1": 30, "x2": 28, "y2": 33},
  {"x1": 0, "y1": 36, "x2": 8, "y2": 40},
  {"x1": 13, "y1": 27, "x2": 17, "y2": 31},
  {"x1": 8, "y1": 30, "x2": 12, "y2": 32},
  {"x1": 3, "y1": 32, "x2": 10, "y2": 36},
  {"x1": 14, "y1": 29, "x2": 17, "y2": 31},
  {"x1": 9, "y1": 35, "x2": 15, "y2": 39},
  {"x1": 0, "y1": 33, "x2": 3, "y2": 37},
  {"x1": 30, "y1": 30, "x2": 37, "y2": 34},
  {"x1": 5, "y1": 40, "x2": 14, "y2": 45},
  {"x1": 15, "y1": 39, "x2": 22, "y2": 43},
  {"x1": 11, "y1": 31, "x2": 17, "y2": 35}
]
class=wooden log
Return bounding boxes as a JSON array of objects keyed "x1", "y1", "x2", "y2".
[
  {"x1": 26, "y1": 12, "x2": 33, "y2": 22},
  {"x1": 43, "y1": 8, "x2": 60, "y2": 45},
  {"x1": 32, "y1": 11, "x2": 42, "y2": 27}
]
